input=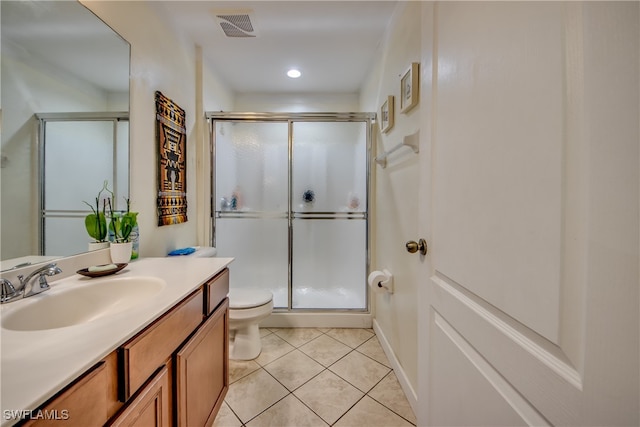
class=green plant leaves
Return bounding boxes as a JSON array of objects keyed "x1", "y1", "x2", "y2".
[
  {"x1": 85, "y1": 212, "x2": 107, "y2": 241},
  {"x1": 84, "y1": 181, "x2": 138, "y2": 243},
  {"x1": 109, "y1": 211, "x2": 138, "y2": 243}
]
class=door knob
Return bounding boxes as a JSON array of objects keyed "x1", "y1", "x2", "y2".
[{"x1": 406, "y1": 238, "x2": 427, "y2": 255}]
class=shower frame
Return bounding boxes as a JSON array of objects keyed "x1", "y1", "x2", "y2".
[{"x1": 207, "y1": 112, "x2": 374, "y2": 313}]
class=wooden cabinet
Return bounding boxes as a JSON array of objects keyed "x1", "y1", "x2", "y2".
[
  {"x1": 119, "y1": 288, "x2": 204, "y2": 401},
  {"x1": 205, "y1": 269, "x2": 228, "y2": 316},
  {"x1": 108, "y1": 366, "x2": 170, "y2": 427},
  {"x1": 113, "y1": 268, "x2": 229, "y2": 426},
  {"x1": 22, "y1": 268, "x2": 230, "y2": 427},
  {"x1": 23, "y1": 362, "x2": 108, "y2": 427},
  {"x1": 176, "y1": 299, "x2": 228, "y2": 427}
]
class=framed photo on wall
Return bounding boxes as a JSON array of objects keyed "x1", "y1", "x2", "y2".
[
  {"x1": 380, "y1": 95, "x2": 394, "y2": 133},
  {"x1": 400, "y1": 62, "x2": 419, "y2": 113}
]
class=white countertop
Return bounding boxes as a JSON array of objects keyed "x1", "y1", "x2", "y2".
[{"x1": 0, "y1": 257, "x2": 233, "y2": 425}]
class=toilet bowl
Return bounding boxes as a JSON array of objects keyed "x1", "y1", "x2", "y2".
[{"x1": 228, "y1": 289, "x2": 273, "y2": 360}]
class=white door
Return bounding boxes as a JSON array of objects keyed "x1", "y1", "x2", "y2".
[{"x1": 417, "y1": 2, "x2": 639, "y2": 426}]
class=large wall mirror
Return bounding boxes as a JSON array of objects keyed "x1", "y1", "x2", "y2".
[{"x1": 1, "y1": 1, "x2": 130, "y2": 271}]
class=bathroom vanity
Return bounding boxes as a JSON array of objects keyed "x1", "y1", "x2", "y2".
[{"x1": 0, "y1": 257, "x2": 233, "y2": 427}]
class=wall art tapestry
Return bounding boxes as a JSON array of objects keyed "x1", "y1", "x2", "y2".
[{"x1": 155, "y1": 91, "x2": 187, "y2": 226}]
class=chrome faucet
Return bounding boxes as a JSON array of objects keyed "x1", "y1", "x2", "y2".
[
  {"x1": 0, "y1": 278, "x2": 20, "y2": 303},
  {"x1": 1, "y1": 263, "x2": 63, "y2": 304},
  {"x1": 17, "y1": 263, "x2": 62, "y2": 298}
]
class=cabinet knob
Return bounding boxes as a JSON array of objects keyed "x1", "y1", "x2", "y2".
[{"x1": 406, "y1": 239, "x2": 427, "y2": 255}]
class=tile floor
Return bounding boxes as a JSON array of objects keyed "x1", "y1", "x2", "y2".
[{"x1": 214, "y1": 328, "x2": 416, "y2": 427}]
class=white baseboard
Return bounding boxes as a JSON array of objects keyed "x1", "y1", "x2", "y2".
[
  {"x1": 261, "y1": 312, "x2": 373, "y2": 329},
  {"x1": 373, "y1": 319, "x2": 418, "y2": 415}
]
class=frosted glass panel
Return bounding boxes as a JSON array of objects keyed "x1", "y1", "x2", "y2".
[
  {"x1": 292, "y1": 122, "x2": 367, "y2": 213},
  {"x1": 216, "y1": 218, "x2": 289, "y2": 308},
  {"x1": 215, "y1": 122, "x2": 288, "y2": 213},
  {"x1": 292, "y1": 219, "x2": 366, "y2": 309},
  {"x1": 45, "y1": 121, "x2": 114, "y2": 211},
  {"x1": 45, "y1": 217, "x2": 87, "y2": 256}
]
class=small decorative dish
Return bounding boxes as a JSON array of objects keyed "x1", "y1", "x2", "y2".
[{"x1": 76, "y1": 263, "x2": 127, "y2": 278}]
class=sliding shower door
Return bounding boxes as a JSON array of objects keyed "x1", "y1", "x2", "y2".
[
  {"x1": 291, "y1": 121, "x2": 367, "y2": 309},
  {"x1": 214, "y1": 121, "x2": 290, "y2": 308},
  {"x1": 211, "y1": 113, "x2": 371, "y2": 311}
]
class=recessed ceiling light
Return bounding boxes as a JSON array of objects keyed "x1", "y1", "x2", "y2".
[{"x1": 287, "y1": 69, "x2": 301, "y2": 78}]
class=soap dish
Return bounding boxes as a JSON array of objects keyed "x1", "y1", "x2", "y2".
[{"x1": 77, "y1": 263, "x2": 127, "y2": 278}]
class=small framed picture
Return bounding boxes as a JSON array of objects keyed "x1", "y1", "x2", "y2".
[
  {"x1": 400, "y1": 62, "x2": 419, "y2": 113},
  {"x1": 380, "y1": 95, "x2": 394, "y2": 133}
]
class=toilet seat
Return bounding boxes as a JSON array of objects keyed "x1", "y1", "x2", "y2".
[{"x1": 229, "y1": 289, "x2": 272, "y2": 309}]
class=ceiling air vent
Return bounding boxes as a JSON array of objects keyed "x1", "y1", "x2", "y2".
[{"x1": 216, "y1": 13, "x2": 256, "y2": 38}]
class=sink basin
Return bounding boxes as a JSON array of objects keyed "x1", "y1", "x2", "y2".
[{"x1": 1, "y1": 276, "x2": 166, "y2": 331}]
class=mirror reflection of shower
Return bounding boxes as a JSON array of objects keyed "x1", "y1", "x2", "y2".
[
  {"x1": 38, "y1": 113, "x2": 129, "y2": 257},
  {"x1": 211, "y1": 113, "x2": 371, "y2": 311},
  {"x1": 0, "y1": 0, "x2": 131, "y2": 269}
]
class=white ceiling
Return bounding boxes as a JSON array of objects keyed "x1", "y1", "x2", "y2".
[
  {"x1": 2, "y1": 1, "x2": 397, "y2": 96},
  {"x1": 152, "y1": 1, "x2": 398, "y2": 94}
]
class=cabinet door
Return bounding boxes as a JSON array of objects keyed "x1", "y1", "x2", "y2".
[
  {"x1": 176, "y1": 299, "x2": 229, "y2": 427},
  {"x1": 24, "y1": 362, "x2": 107, "y2": 427},
  {"x1": 108, "y1": 365, "x2": 170, "y2": 427}
]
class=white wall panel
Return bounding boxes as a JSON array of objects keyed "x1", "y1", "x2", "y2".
[
  {"x1": 430, "y1": 310, "x2": 542, "y2": 426},
  {"x1": 434, "y1": 1, "x2": 564, "y2": 342}
]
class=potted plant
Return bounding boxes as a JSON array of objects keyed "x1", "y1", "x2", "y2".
[
  {"x1": 83, "y1": 182, "x2": 109, "y2": 251},
  {"x1": 108, "y1": 197, "x2": 138, "y2": 264}
]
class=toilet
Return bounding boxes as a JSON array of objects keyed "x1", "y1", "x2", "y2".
[
  {"x1": 172, "y1": 246, "x2": 273, "y2": 360},
  {"x1": 228, "y1": 288, "x2": 273, "y2": 360}
]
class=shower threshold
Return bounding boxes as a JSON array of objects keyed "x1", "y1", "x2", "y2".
[{"x1": 261, "y1": 311, "x2": 373, "y2": 329}]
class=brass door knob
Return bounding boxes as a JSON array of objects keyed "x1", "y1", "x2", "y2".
[{"x1": 406, "y1": 239, "x2": 427, "y2": 255}]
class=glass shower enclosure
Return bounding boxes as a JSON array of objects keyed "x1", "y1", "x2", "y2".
[{"x1": 209, "y1": 113, "x2": 372, "y2": 311}]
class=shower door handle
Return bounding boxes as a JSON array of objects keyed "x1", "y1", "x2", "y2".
[{"x1": 406, "y1": 239, "x2": 427, "y2": 255}]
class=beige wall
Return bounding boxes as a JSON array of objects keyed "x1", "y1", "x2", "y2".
[
  {"x1": 361, "y1": 2, "x2": 422, "y2": 401},
  {"x1": 82, "y1": 1, "x2": 233, "y2": 257}
]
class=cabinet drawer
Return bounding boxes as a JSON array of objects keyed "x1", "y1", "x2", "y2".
[
  {"x1": 205, "y1": 268, "x2": 229, "y2": 316},
  {"x1": 120, "y1": 288, "x2": 203, "y2": 400},
  {"x1": 24, "y1": 361, "x2": 107, "y2": 426}
]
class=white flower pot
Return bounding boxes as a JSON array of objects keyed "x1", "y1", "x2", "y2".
[
  {"x1": 88, "y1": 241, "x2": 110, "y2": 252},
  {"x1": 110, "y1": 241, "x2": 133, "y2": 264}
]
